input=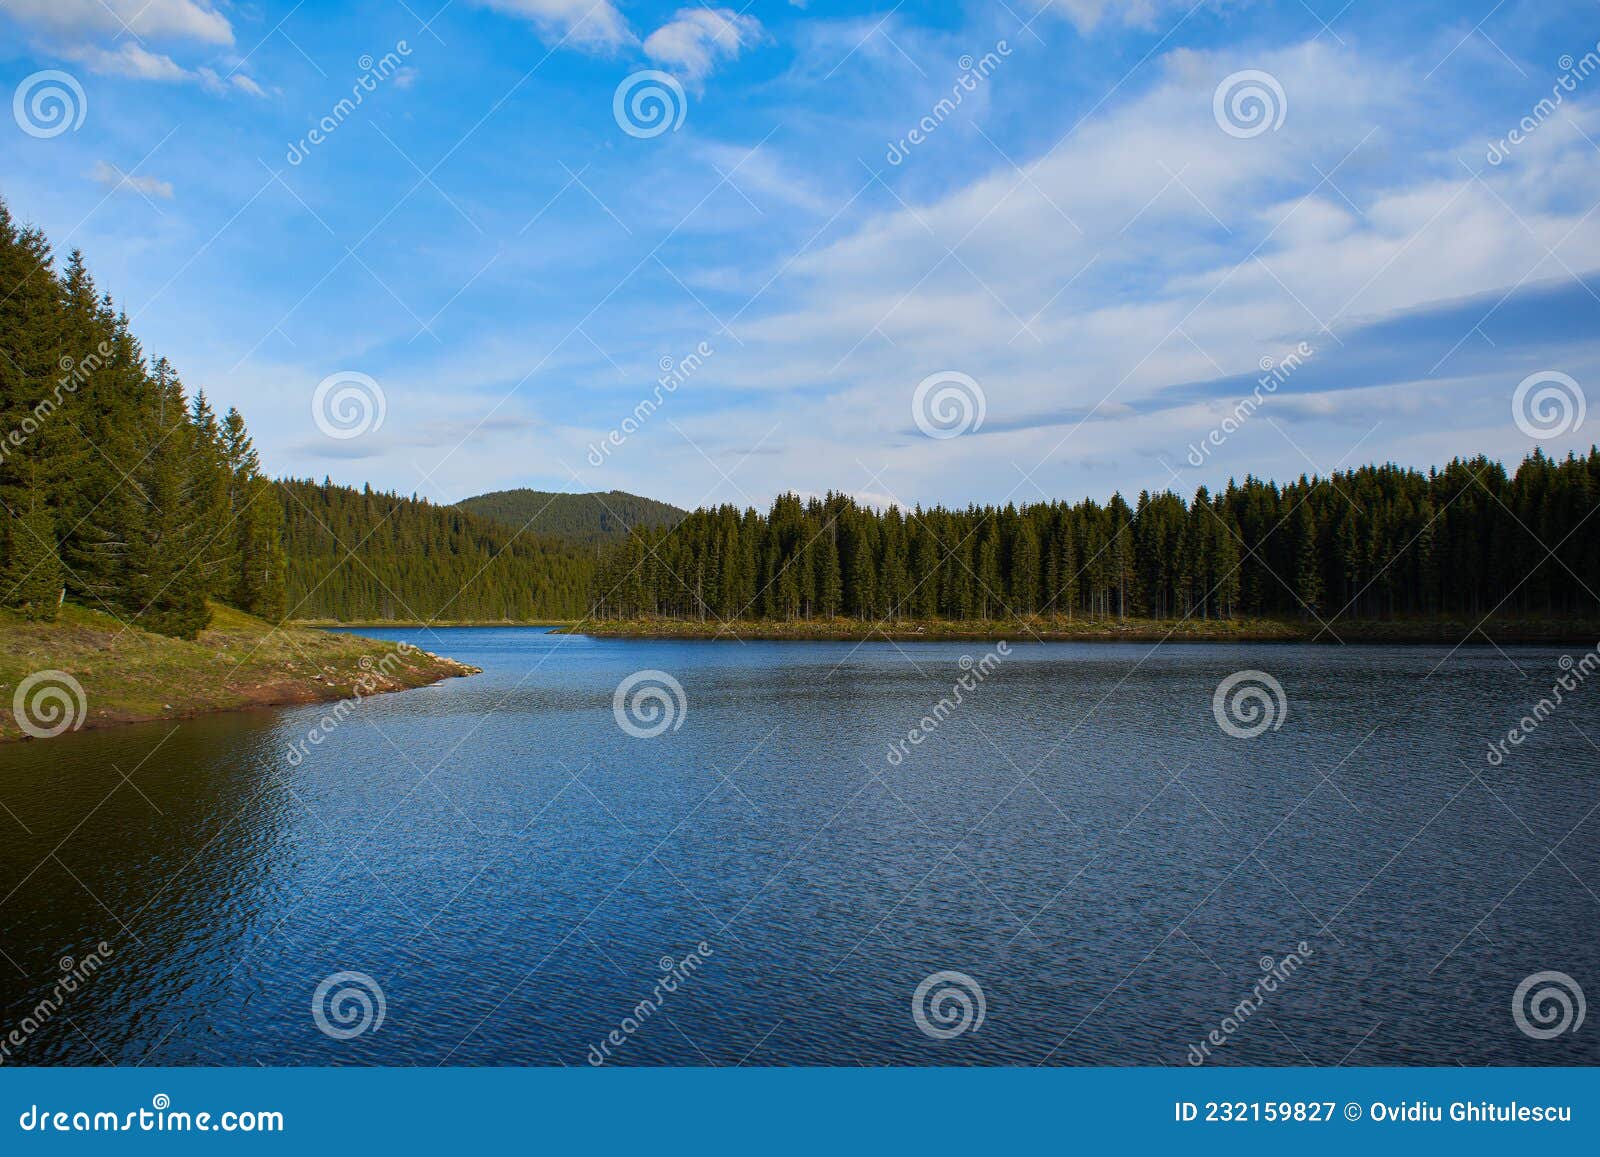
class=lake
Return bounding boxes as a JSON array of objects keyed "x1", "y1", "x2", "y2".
[{"x1": 2, "y1": 627, "x2": 1597, "y2": 1066}]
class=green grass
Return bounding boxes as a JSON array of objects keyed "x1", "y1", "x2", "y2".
[{"x1": 1, "y1": 602, "x2": 478, "y2": 742}]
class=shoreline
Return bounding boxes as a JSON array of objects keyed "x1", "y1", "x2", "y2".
[
  {"x1": 2, "y1": 604, "x2": 479, "y2": 743},
  {"x1": 550, "y1": 616, "x2": 1600, "y2": 645},
  {"x1": 300, "y1": 619, "x2": 572, "y2": 629},
  {"x1": 288, "y1": 615, "x2": 1600, "y2": 644}
]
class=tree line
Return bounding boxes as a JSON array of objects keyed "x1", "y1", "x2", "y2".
[
  {"x1": 0, "y1": 198, "x2": 285, "y2": 637},
  {"x1": 590, "y1": 451, "x2": 1600, "y2": 624},
  {"x1": 280, "y1": 478, "x2": 596, "y2": 622}
]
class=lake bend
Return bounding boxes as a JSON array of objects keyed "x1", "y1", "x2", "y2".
[{"x1": 3, "y1": 627, "x2": 1597, "y2": 1066}]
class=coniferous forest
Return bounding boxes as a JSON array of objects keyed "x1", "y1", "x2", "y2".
[
  {"x1": 5, "y1": 197, "x2": 1600, "y2": 636},
  {"x1": 0, "y1": 199, "x2": 286, "y2": 637},
  {"x1": 590, "y1": 454, "x2": 1600, "y2": 625},
  {"x1": 280, "y1": 478, "x2": 596, "y2": 621}
]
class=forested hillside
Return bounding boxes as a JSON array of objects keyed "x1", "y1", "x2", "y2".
[
  {"x1": 280, "y1": 479, "x2": 596, "y2": 621},
  {"x1": 0, "y1": 198, "x2": 285, "y2": 637},
  {"x1": 457, "y1": 488, "x2": 684, "y2": 544},
  {"x1": 591, "y1": 452, "x2": 1600, "y2": 624}
]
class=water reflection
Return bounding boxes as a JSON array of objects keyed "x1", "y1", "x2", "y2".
[{"x1": 2, "y1": 630, "x2": 1597, "y2": 1066}]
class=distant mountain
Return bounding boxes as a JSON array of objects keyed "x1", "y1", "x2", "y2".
[{"x1": 456, "y1": 489, "x2": 685, "y2": 545}]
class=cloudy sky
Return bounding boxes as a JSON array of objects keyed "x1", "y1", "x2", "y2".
[{"x1": 2, "y1": 0, "x2": 1597, "y2": 511}]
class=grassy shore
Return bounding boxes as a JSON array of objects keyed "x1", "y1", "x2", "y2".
[
  {"x1": 557, "y1": 615, "x2": 1600, "y2": 644},
  {"x1": 1, "y1": 603, "x2": 479, "y2": 742}
]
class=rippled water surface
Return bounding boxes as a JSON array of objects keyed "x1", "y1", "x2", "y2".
[{"x1": 3, "y1": 628, "x2": 1598, "y2": 1065}]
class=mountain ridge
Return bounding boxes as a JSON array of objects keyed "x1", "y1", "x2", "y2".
[{"x1": 456, "y1": 488, "x2": 685, "y2": 545}]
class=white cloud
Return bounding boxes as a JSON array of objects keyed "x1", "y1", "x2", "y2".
[
  {"x1": 65, "y1": 46, "x2": 266, "y2": 95},
  {"x1": 89, "y1": 161, "x2": 174, "y2": 199},
  {"x1": 469, "y1": 0, "x2": 633, "y2": 49},
  {"x1": 698, "y1": 142, "x2": 832, "y2": 214},
  {"x1": 1035, "y1": 0, "x2": 1186, "y2": 32},
  {"x1": 643, "y1": 8, "x2": 763, "y2": 84},
  {"x1": 70, "y1": 41, "x2": 191, "y2": 81},
  {"x1": 7, "y1": 0, "x2": 264, "y2": 91},
  {"x1": 592, "y1": 41, "x2": 1600, "y2": 506},
  {"x1": 2, "y1": 0, "x2": 232, "y2": 45}
]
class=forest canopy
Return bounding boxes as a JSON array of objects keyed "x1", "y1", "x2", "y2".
[
  {"x1": 590, "y1": 454, "x2": 1600, "y2": 626},
  {"x1": 0, "y1": 198, "x2": 285, "y2": 637}
]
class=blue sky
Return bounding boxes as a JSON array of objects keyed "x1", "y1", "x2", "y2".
[{"x1": 3, "y1": 0, "x2": 1599, "y2": 511}]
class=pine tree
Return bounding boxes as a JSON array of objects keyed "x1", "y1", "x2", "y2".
[
  {"x1": 1, "y1": 485, "x2": 63, "y2": 619},
  {"x1": 1292, "y1": 498, "x2": 1322, "y2": 619}
]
